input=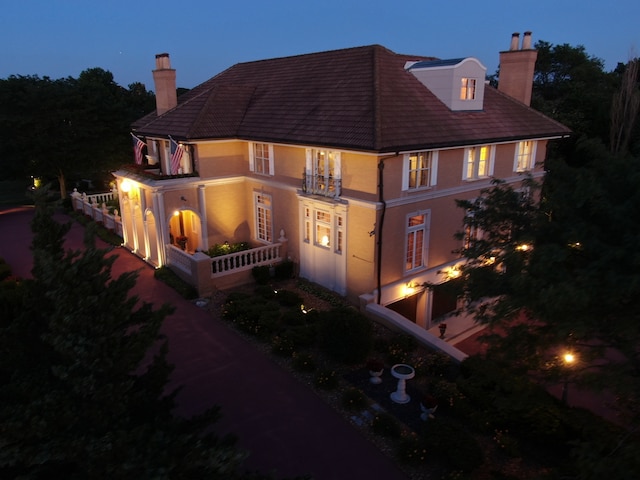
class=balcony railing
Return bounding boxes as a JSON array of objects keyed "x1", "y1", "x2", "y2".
[
  {"x1": 211, "y1": 243, "x2": 283, "y2": 276},
  {"x1": 302, "y1": 172, "x2": 341, "y2": 198}
]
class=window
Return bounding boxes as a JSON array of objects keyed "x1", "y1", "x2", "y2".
[
  {"x1": 249, "y1": 143, "x2": 274, "y2": 175},
  {"x1": 405, "y1": 211, "x2": 429, "y2": 272},
  {"x1": 460, "y1": 78, "x2": 476, "y2": 100},
  {"x1": 335, "y1": 215, "x2": 343, "y2": 254},
  {"x1": 315, "y1": 210, "x2": 331, "y2": 248},
  {"x1": 403, "y1": 151, "x2": 438, "y2": 190},
  {"x1": 254, "y1": 193, "x2": 272, "y2": 243},
  {"x1": 304, "y1": 149, "x2": 341, "y2": 197},
  {"x1": 514, "y1": 140, "x2": 537, "y2": 172},
  {"x1": 464, "y1": 145, "x2": 494, "y2": 180}
]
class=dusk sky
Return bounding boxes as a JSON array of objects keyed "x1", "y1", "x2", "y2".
[{"x1": 1, "y1": 1, "x2": 638, "y2": 92}]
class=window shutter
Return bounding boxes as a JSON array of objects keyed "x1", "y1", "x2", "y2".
[
  {"x1": 268, "y1": 144, "x2": 274, "y2": 175},
  {"x1": 401, "y1": 154, "x2": 410, "y2": 190},
  {"x1": 430, "y1": 151, "x2": 439, "y2": 186},
  {"x1": 248, "y1": 142, "x2": 255, "y2": 172}
]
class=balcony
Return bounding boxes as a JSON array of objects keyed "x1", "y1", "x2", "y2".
[
  {"x1": 120, "y1": 163, "x2": 199, "y2": 181},
  {"x1": 302, "y1": 172, "x2": 341, "y2": 198}
]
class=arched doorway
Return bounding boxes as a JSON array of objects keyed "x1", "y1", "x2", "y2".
[{"x1": 168, "y1": 208, "x2": 201, "y2": 253}]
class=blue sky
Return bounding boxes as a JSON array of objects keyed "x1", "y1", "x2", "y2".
[{"x1": 1, "y1": 1, "x2": 638, "y2": 91}]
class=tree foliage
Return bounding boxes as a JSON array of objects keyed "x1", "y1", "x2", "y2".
[
  {"x1": 0, "y1": 70, "x2": 155, "y2": 197},
  {"x1": 0, "y1": 196, "x2": 261, "y2": 479}
]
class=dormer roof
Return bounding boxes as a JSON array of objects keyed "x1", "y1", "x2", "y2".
[{"x1": 133, "y1": 45, "x2": 570, "y2": 152}]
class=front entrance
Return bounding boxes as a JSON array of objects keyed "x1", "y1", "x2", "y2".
[
  {"x1": 431, "y1": 278, "x2": 463, "y2": 320},
  {"x1": 298, "y1": 199, "x2": 347, "y2": 295}
]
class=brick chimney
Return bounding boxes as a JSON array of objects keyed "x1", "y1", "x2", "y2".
[
  {"x1": 152, "y1": 53, "x2": 177, "y2": 115},
  {"x1": 498, "y1": 32, "x2": 537, "y2": 106}
]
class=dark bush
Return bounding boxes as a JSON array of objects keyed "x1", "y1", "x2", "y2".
[
  {"x1": 153, "y1": 266, "x2": 198, "y2": 299},
  {"x1": 281, "y1": 308, "x2": 307, "y2": 326},
  {"x1": 274, "y1": 260, "x2": 295, "y2": 280},
  {"x1": 254, "y1": 284, "x2": 276, "y2": 299},
  {"x1": 395, "y1": 433, "x2": 428, "y2": 465},
  {"x1": 420, "y1": 418, "x2": 483, "y2": 472},
  {"x1": 314, "y1": 368, "x2": 339, "y2": 390},
  {"x1": 0, "y1": 261, "x2": 12, "y2": 281},
  {"x1": 317, "y1": 307, "x2": 373, "y2": 364},
  {"x1": 251, "y1": 265, "x2": 271, "y2": 285},
  {"x1": 270, "y1": 335, "x2": 295, "y2": 358},
  {"x1": 286, "y1": 324, "x2": 317, "y2": 348},
  {"x1": 341, "y1": 388, "x2": 368, "y2": 411},
  {"x1": 371, "y1": 412, "x2": 402, "y2": 438},
  {"x1": 291, "y1": 352, "x2": 316, "y2": 372},
  {"x1": 274, "y1": 289, "x2": 302, "y2": 307}
]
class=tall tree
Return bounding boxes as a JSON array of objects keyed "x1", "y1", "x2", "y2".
[
  {"x1": 0, "y1": 71, "x2": 156, "y2": 197},
  {"x1": 0, "y1": 196, "x2": 253, "y2": 478}
]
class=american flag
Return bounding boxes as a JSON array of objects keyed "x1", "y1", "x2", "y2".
[
  {"x1": 131, "y1": 134, "x2": 145, "y2": 165},
  {"x1": 170, "y1": 137, "x2": 183, "y2": 175}
]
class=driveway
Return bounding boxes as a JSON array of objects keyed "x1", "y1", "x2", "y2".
[{"x1": 0, "y1": 206, "x2": 409, "y2": 480}]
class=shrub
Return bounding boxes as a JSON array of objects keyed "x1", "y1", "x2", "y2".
[
  {"x1": 153, "y1": 266, "x2": 198, "y2": 299},
  {"x1": 317, "y1": 307, "x2": 373, "y2": 364},
  {"x1": 286, "y1": 325, "x2": 317, "y2": 348},
  {"x1": 371, "y1": 412, "x2": 402, "y2": 438},
  {"x1": 0, "y1": 261, "x2": 12, "y2": 281},
  {"x1": 341, "y1": 388, "x2": 368, "y2": 411},
  {"x1": 420, "y1": 419, "x2": 483, "y2": 473},
  {"x1": 270, "y1": 335, "x2": 295, "y2": 357},
  {"x1": 386, "y1": 333, "x2": 417, "y2": 365},
  {"x1": 314, "y1": 368, "x2": 339, "y2": 390},
  {"x1": 281, "y1": 308, "x2": 307, "y2": 326},
  {"x1": 274, "y1": 260, "x2": 295, "y2": 280},
  {"x1": 273, "y1": 289, "x2": 302, "y2": 307},
  {"x1": 206, "y1": 241, "x2": 249, "y2": 257},
  {"x1": 251, "y1": 265, "x2": 271, "y2": 285},
  {"x1": 291, "y1": 352, "x2": 317, "y2": 373},
  {"x1": 254, "y1": 284, "x2": 276, "y2": 300},
  {"x1": 396, "y1": 433, "x2": 428, "y2": 465}
]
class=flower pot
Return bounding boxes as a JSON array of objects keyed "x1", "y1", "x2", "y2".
[{"x1": 369, "y1": 369, "x2": 383, "y2": 384}]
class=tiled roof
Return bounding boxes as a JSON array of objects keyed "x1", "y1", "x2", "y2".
[{"x1": 133, "y1": 45, "x2": 570, "y2": 152}]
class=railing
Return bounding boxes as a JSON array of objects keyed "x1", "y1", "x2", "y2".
[
  {"x1": 211, "y1": 243, "x2": 283, "y2": 276},
  {"x1": 70, "y1": 188, "x2": 123, "y2": 237},
  {"x1": 302, "y1": 171, "x2": 342, "y2": 198},
  {"x1": 167, "y1": 244, "x2": 196, "y2": 275}
]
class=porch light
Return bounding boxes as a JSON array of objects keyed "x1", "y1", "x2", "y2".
[
  {"x1": 321, "y1": 235, "x2": 330, "y2": 247},
  {"x1": 120, "y1": 179, "x2": 132, "y2": 193},
  {"x1": 443, "y1": 266, "x2": 461, "y2": 280},
  {"x1": 173, "y1": 210, "x2": 180, "y2": 217}
]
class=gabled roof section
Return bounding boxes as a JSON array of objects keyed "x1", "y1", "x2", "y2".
[{"x1": 133, "y1": 45, "x2": 571, "y2": 152}]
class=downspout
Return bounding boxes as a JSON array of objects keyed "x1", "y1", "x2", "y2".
[{"x1": 376, "y1": 153, "x2": 398, "y2": 304}]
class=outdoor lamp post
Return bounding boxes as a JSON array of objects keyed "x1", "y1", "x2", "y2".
[{"x1": 561, "y1": 352, "x2": 575, "y2": 404}]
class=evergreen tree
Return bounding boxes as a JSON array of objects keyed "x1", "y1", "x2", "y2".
[{"x1": 0, "y1": 198, "x2": 251, "y2": 479}]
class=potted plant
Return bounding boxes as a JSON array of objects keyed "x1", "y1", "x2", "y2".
[
  {"x1": 419, "y1": 394, "x2": 438, "y2": 421},
  {"x1": 438, "y1": 322, "x2": 447, "y2": 339},
  {"x1": 176, "y1": 235, "x2": 188, "y2": 250},
  {"x1": 366, "y1": 359, "x2": 384, "y2": 384}
]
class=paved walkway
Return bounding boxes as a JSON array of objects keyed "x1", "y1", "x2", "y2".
[{"x1": 0, "y1": 206, "x2": 409, "y2": 480}]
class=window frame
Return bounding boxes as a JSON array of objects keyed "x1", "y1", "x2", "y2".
[
  {"x1": 405, "y1": 210, "x2": 430, "y2": 273},
  {"x1": 463, "y1": 145, "x2": 495, "y2": 180},
  {"x1": 304, "y1": 148, "x2": 342, "y2": 197},
  {"x1": 402, "y1": 150, "x2": 439, "y2": 191},
  {"x1": 254, "y1": 192, "x2": 273, "y2": 244},
  {"x1": 460, "y1": 78, "x2": 477, "y2": 100},
  {"x1": 513, "y1": 140, "x2": 538, "y2": 172},
  {"x1": 249, "y1": 142, "x2": 274, "y2": 176}
]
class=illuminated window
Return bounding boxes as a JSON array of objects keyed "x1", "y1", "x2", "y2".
[
  {"x1": 315, "y1": 210, "x2": 331, "y2": 247},
  {"x1": 460, "y1": 78, "x2": 476, "y2": 100},
  {"x1": 304, "y1": 149, "x2": 341, "y2": 197},
  {"x1": 514, "y1": 140, "x2": 537, "y2": 172},
  {"x1": 405, "y1": 211, "x2": 429, "y2": 272},
  {"x1": 250, "y1": 143, "x2": 274, "y2": 175},
  {"x1": 464, "y1": 145, "x2": 494, "y2": 180},
  {"x1": 254, "y1": 193, "x2": 272, "y2": 243},
  {"x1": 403, "y1": 151, "x2": 438, "y2": 190}
]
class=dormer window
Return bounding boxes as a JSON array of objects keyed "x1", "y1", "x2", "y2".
[
  {"x1": 460, "y1": 78, "x2": 477, "y2": 100},
  {"x1": 406, "y1": 57, "x2": 486, "y2": 111}
]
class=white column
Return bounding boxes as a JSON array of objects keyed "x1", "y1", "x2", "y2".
[{"x1": 198, "y1": 185, "x2": 208, "y2": 250}]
